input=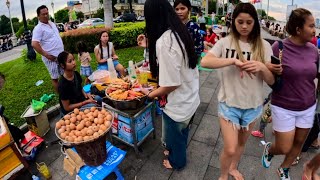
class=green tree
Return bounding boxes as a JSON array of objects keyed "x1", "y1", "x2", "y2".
[
  {"x1": 209, "y1": 0, "x2": 217, "y2": 14},
  {"x1": 29, "y1": 17, "x2": 38, "y2": 25},
  {"x1": 55, "y1": 9, "x2": 69, "y2": 23},
  {"x1": 257, "y1": 9, "x2": 276, "y2": 20},
  {"x1": 76, "y1": 11, "x2": 84, "y2": 20},
  {"x1": 0, "y1": 15, "x2": 11, "y2": 35},
  {"x1": 11, "y1": 17, "x2": 19, "y2": 23},
  {"x1": 93, "y1": 8, "x2": 104, "y2": 19},
  {"x1": 257, "y1": 9, "x2": 267, "y2": 18},
  {"x1": 13, "y1": 22, "x2": 20, "y2": 33}
]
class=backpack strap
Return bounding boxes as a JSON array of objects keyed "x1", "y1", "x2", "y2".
[{"x1": 278, "y1": 40, "x2": 283, "y2": 62}]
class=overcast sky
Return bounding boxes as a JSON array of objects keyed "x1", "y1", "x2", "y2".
[{"x1": 0, "y1": 0, "x2": 319, "y2": 22}]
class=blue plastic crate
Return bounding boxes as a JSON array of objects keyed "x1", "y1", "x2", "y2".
[{"x1": 76, "y1": 142, "x2": 126, "y2": 180}]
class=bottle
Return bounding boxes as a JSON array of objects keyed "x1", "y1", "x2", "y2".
[
  {"x1": 107, "y1": 58, "x2": 117, "y2": 79},
  {"x1": 32, "y1": 175, "x2": 40, "y2": 180},
  {"x1": 128, "y1": 60, "x2": 137, "y2": 79}
]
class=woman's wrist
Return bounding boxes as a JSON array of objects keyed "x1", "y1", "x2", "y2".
[{"x1": 147, "y1": 91, "x2": 152, "y2": 99}]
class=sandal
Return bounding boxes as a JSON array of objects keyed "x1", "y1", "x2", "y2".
[
  {"x1": 309, "y1": 144, "x2": 320, "y2": 150},
  {"x1": 251, "y1": 130, "x2": 264, "y2": 138},
  {"x1": 292, "y1": 156, "x2": 301, "y2": 166}
]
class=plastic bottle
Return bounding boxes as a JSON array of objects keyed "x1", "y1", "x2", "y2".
[
  {"x1": 35, "y1": 80, "x2": 44, "y2": 86},
  {"x1": 107, "y1": 58, "x2": 117, "y2": 79},
  {"x1": 32, "y1": 175, "x2": 40, "y2": 180},
  {"x1": 128, "y1": 60, "x2": 137, "y2": 79}
]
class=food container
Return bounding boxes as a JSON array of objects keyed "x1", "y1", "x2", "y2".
[
  {"x1": 105, "y1": 93, "x2": 147, "y2": 110},
  {"x1": 55, "y1": 107, "x2": 113, "y2": 166}
]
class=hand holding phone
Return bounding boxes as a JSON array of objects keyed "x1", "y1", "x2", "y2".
[{"x1": 271, "y1": 55, "x2": 281, "y2": 64}]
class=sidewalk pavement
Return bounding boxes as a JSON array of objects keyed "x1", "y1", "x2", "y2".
[
  {"x1": 0, "y1": 45, "x2": 26, "y2": 64},
  {"x1": 29, "y1": 70, "x2": 319, "y2": 180}
]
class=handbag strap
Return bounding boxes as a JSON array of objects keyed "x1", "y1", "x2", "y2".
[{"x1": 278, "y1": 40, "x2": 283, "y2": 62}]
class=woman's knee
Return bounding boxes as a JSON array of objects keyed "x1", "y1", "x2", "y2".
[
  {"x1": 223, "y1": 146, "x2": 237, "y2": 156},
  {"x1": 275, "y1": 144, "x2": 292, "y2": 154}
]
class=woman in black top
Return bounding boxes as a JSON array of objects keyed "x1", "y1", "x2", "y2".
[{"x1": 57, "y1": 51, "x2": 97, "y2": 114}]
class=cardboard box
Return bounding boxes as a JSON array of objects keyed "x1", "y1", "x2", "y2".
[
  {"x1": 112, "y1": 106, "x2": 153, "y2": 144},
  {"x1": 21, "y1": 106, "x2": 50, "y2": 137}
]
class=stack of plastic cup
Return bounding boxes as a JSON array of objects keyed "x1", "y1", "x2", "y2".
[{"x1": 107, "y1": 58, "x2": 117, "y2": 79}]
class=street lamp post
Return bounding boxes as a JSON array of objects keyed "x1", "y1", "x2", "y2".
[
  {"x1": 267, "y1": 0, "x2": 269, "y2": 21},
  {"x1": 86, "y1": 0, "x2": 92, "y2": 18},
  {"x1": 20, "y1": 0, "x2": 36, "y2": 60},
  {"x1": 6, "y1": 0, "x2": 17, "y2": 47},
  {"x1": 51, "y1": 1, "x2": 56, "y2": 23}
]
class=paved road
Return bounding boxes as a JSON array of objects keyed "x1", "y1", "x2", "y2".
[
  {"x1": 0, "y1": 45, "x2": 27, "y2": 64},
  {"x1": 29, "y1": 70, "x2": 319, "y2": 180}
]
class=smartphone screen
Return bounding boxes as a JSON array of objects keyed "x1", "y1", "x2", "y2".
[{"x1": 271, "y1": 55, "x2": 281, "y2": 64}]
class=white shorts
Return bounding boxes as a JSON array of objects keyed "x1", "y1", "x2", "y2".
[
  {"x1": 271, "y1": 103, "x2": 316, "y2": 132},
  {"x1": 42, "y1": 58, "x2": 64, "y2": 79}
]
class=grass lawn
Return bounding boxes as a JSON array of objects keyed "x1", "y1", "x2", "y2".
[{"x1": 0, "y1": 46, "x2": 144, "y2": 126}]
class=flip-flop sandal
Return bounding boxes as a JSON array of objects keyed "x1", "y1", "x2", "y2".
[
  {"x1": 163, "y1": 150, "x2": 169, "y2": 158},
  {"x1": 292, "y1": 156, "x2": 301, "y2": 166},
  {"x1": 302, "y1": 175, "x2": 310, "y2": 180},
  {"x1": 309, "y1": 144, "x2": 320, "y2": 149}
]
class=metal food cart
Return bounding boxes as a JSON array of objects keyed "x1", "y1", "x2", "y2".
[{"x1": 102, "y1": 101, "x2": 156, "y2": 154}]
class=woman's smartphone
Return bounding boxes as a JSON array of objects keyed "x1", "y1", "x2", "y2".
[{"x1": 271, "y1": 55, "x2": 281, "y2": 64}]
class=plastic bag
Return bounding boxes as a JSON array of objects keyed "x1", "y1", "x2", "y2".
[
  {"x1": 40, "y1": 94, "x2": 55, "y2": 103},
  {"x1": 31, "y1": 99, "x2": 46, "y2": 112},
  {"x1": 88, "y1": 70, "x2": 110, "y2": 83}
]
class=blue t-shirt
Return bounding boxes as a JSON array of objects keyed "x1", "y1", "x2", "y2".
[{"x1": 317, "y1": 38, "x2": 320, "y2": 49}]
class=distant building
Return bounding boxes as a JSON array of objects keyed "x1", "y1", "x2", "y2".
[
  {"x1": 114, "y1": 0, "x2": 202, "y2": 16},
  {"x1": 67, "y1": 1, "x2": 80, "y2": 7},
  {"x1": 316, "y1": 18, "x2": 320, "y2": 28},
  {"x1": 81, "y1": 0, "x2": 102, "y2": 18}
]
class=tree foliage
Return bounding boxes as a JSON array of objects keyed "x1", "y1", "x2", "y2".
[
  {"x1": 93, "y1": 8, "x2": 105, "y2": 19},
  {"x1": 76, "y1": 11, "x2": 84, "y2": 20},
  {"x1": 257, "y1": 9, "x2": 276, "y2": 20},
  {"x1": 209, "y1": 0, "x2": 216, "y2": 14},
  {"x1": 55, "y1": 9, "x2": 69, "y2": 23}
]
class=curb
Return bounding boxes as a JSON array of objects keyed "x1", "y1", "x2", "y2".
[{"x1": 19, "y1": 104, "x2": 61, "y2": 132}]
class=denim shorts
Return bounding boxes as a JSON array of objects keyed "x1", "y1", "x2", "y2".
[
  {"x1": 80, "y1": 66, "x2": 92, "y2": 77},
  {"x1": 97, "y1": 60, "x2": 120, "y2": 70},
  {"x1": 218, "y1": 102, "x2": 263, "y2": 130}
]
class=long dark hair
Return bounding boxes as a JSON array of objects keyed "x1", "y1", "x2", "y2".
[
  {"x1": 173, "y1": 0, "x2": 191, "y2": 10},
  {"x1": 144, "y1": 0, "x2": 197, "y2": 78},
  {"x1": 76, "y1": 41, "x2": 88, "y2": 56},
  {"x1": 57, "y1": 51, "x2": 71, "y2": 69},
  {"x1": 98, "y1": 31, "x2": 110, "y2": 60},
  {"x1": 230, "y1": 3, "x2": 265, "y2": 63}
]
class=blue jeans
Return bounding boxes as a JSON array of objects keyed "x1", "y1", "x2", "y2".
[{"x1": 162, "y1": 112, "x2": 192, "y2": 170}]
